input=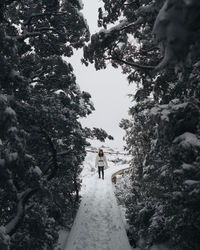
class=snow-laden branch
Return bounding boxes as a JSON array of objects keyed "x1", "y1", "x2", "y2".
[
  {"x1": 118, "y1": 17, "x2": 144, "y2": 32},
  {"x1": 98, "y1": 16, "x2": 144, "y2": 37},
  {"x1": 18, "y1": 27, "x2": 66, "y2": 41},
  {"x1": 24, "y1": 11, "x2": 70, "y2": 26},
  {"x1": 5, "y1": 188, "x2": 39, "y2": 236}
]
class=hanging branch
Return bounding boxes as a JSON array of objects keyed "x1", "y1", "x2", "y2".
[
  {"x1": 105, "y1": 56, "x2": 155, "y2": 70},
  {"x1": 5, "y1": 188, "x2": 39, "y2": 236}
]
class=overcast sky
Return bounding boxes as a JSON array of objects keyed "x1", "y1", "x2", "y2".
[{"x1": 68, "y1": 0, "x2": 135, "y2": 150}]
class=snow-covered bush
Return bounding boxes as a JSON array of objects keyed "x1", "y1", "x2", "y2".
[{"x1": 121, "y1": 97, "x2": 200, "y2": 249}]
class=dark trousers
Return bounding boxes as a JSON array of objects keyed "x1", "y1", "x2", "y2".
[{"x1": 98, "y1": 166, "x2": 104, "y2": 178}]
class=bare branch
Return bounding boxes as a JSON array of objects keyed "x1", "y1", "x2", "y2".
[
  {"x1": 106, "y1": 56, "x2": 155, "y2": 70},
  {"x1": 140, "y1": 46, "x2": 158, "y2": 53}
]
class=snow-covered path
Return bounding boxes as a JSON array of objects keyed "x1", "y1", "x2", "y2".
[{"x1": 63, "y1": 152, "x2": 132, "y2": 250}]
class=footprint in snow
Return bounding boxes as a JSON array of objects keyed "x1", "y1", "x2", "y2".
[{"x1": 112, "y1": 224, "x2": 122, "y2": 231}]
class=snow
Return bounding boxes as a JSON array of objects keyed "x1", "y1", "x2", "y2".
[
  {"x1": 61, "y1": 149, "x2": 169, "y2": 250},
  {"x1": 113, "y1": 170, "x2": 132, "y2": 229},
  {"x1": 150, "y1": 244, "x2": 170, "y2": 250},
  {"x1": 184, "y1": 180, "x2": 200, "y2": 186},
  {"x1": 7, "y1": 152, "x2": 18, "y2": 162},
  {"x1": 55, "y1": 229, "x2": 69, "y2": 250},
  {"x1": 173, "y1": 132, "x2": 200, "y2": 148},
  {"x1": 30, "y1": 166, "x2": 42, "y2": 176},
  {"x1": 54, "y1": 89, "x2": 67, "y2": 95},
  {"x1": 98, "y1": 19, "x2": 128, "y2": 39},
  {"x1": 4, "y1": 107, "x2": 16, "y2": 117},
  {"x1": 78, "y1": 0, "x2": 84, "y2": 9},
  {"x1": 63, "y1": 151, "x2": 132, "y2": 250},
  {"x1": 150, "y1": 102, "x2": 188, "y2": 121},
  {"x1": 182, "y1": 163, "x2": 194, "y2": 171}
]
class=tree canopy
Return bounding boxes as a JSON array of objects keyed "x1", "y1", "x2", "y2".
[
  {"x1": 83, "y1": 1, "x2": 200, "y2": 249},
  {"x1": 0, "y1": 1, "x2": 112, "y2": 249},
  {"x1": 1, "y1": 0, "x2": 200, "y2": 249}
]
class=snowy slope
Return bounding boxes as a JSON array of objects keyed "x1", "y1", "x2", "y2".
[{"x1": 63, "y1": 151, "x2": 132, "y2": 250}]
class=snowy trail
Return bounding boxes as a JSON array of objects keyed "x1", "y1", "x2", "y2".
[{"x1": 63, "y1": 153, "x2": 132, "y2": 250}]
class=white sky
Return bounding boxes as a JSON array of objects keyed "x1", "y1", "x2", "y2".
[{"x1": 68, "y1": 0, "x2": 136, "y2": 150}]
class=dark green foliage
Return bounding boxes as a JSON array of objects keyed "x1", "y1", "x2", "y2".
[
  {"x1": 121, "y1": 97, "x2": 200, "y2": 249},
  {"x1": 0, "y1": 1, "x2": 112, "y2": 249}
]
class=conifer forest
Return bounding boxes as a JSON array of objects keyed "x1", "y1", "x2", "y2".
[{"x1": 0, "y1": 1, "x2": 200, "y2": 250}]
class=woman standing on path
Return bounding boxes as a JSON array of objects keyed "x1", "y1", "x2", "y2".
[{"x1": 95, "y1": 149, "x2": 108, "y2": 179}]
